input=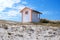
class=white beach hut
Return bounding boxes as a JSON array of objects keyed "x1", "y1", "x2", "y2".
[{"x1": 20, "y1": 7, "x2": 42, "y2": 23}]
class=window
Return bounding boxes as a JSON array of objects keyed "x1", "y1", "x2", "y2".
[{"x1": 25, "y1": 11, "x2": 28, "y2": 14}]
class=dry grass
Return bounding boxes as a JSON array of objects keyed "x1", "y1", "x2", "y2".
[
  {"x1": 0, "y1": 20, "x2": 60, "y2": 27},
  {"x1": 39, "y1": 23, "x2": 60, "y2": 27}
]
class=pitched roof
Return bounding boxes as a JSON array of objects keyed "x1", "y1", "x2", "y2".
[{"x1": 20, "y1": 7, "x2": 42, "y2": 14}]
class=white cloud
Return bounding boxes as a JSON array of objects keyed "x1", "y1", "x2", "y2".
[
  {"x1": 0, "y1": 0, "x2": 28, "y2": 21},
  {"x1": 12, "y1": 4, "x2": 25, "y2": 10},
  {"x1": 0, "y1": 13, "x2": 7, "y2": 19},
  {"x1": 7, "y1": 10, "x2": 19, "y2": 17},
  {"x1": 0, "y1": 15, "x2": 2, "y2": 18},
  {"x1": 0, "y1": 10, "x2": 20, "y2": 19},
  {"x1": 0, "y1": 0, "x2": 21, "y2": 11}
]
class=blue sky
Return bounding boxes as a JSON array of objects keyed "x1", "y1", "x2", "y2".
[{"x1": 0, "y1": 0, "x2": 60, "y2": 22}]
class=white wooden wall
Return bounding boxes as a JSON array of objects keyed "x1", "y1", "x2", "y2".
[
  {"x1": 22, "y1": 9, "x2": 31, "y2": 23},
  {"x1": 32, "y1": 12, "x2": 40, "y2": 22},
  {"x1": 22, "y1": 8, "x2": 40, "y2": 23}
]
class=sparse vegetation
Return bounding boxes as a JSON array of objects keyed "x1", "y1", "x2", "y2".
[
  {"x1": 30, "y1": 19, "x2": 60, "y2": 27},
  {"x1": 39, "y1": 19, "x2": 60, "y2": 27},
  {"x1": 0, "y1": 19, "x2": 60, "y2": 27},
  {"x1": 40, "y1": 19, "x2": 60, "y2": 24},
  {"x1": 40, "y1": 19, "x2": 50, "y2": 23}
]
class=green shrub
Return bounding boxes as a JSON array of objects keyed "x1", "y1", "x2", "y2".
[
  {"x1": 40, "y1": 19, "x2": 50, "y2": 23},
  {"x1": 40, "y1": 19, "x2": 60, "y2": 24}
]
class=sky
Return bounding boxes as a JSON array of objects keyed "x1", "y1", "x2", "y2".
[{"x1": 0, "y1": 0, "x2": 60, "y2": 22}]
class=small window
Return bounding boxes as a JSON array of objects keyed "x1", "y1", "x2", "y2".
[{"x1": 25, "y1": 11, "x2": 28, "y2": 14}]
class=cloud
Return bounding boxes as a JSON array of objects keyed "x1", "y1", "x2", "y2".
[
  {"x1": 0, "y1": 0, "x2": 21, "y2": 11},
  {"x1": 7, "y1": 10, "x2": 19, "y2": 17},
  {"x1": 0, "y1": 13, "x2": 8, "y2": 19},
  {"x1": 0, "y1": 15, "x2": 2, "y2": 18},
  {"x1": 0, "y1": 0, "x2": 28, "y2": 21},
  {"x1": 12, "y1": 4, "x2": 25, "y2": 10},
  {"x1": 0, "y1": 10, "x2": 20, "y2": 20}
]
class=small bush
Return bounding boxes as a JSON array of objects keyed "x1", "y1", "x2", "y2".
[
  {"x1": 40, "y1": 19, "x2": 50, "y2": 23},
  {"x1": 56, "y1": 21, "x2": 60, "y2": 24}
]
